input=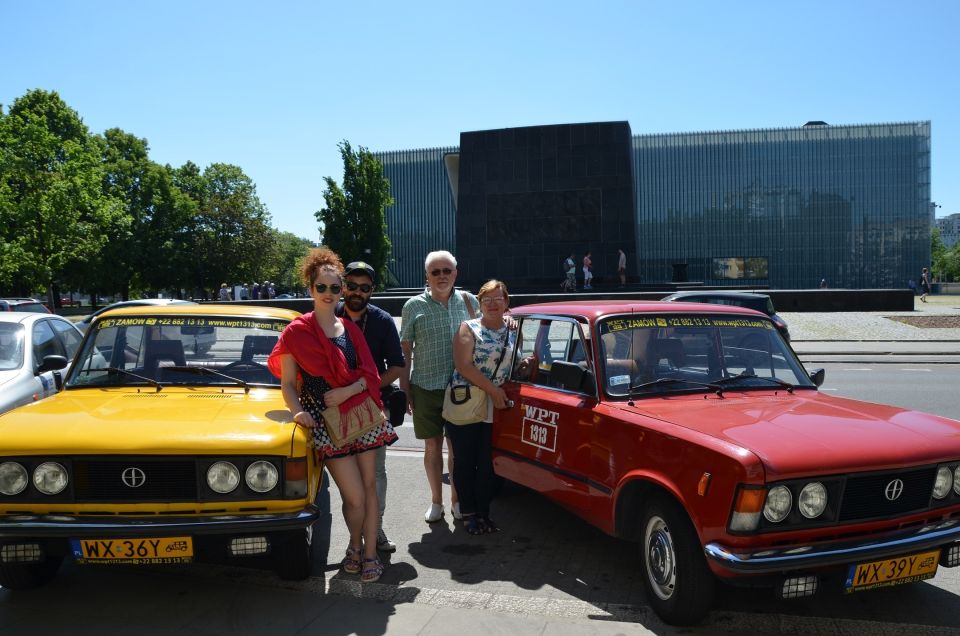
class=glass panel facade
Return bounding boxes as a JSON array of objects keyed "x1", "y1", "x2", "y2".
[{"x1": 633, "y1": 122, "x2": 931, "y2": 289}]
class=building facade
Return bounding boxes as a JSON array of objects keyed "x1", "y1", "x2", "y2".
[
  {"x1": 937, "y1": 213, "x2": 960, "y2": 249},
  {"x1": 376, "y1": 121, "x2": 931, "y2": 289}
]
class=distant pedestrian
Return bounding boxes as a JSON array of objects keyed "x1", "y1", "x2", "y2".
[
  {"x1": 920, "y1": 267, "x2": 930, "y2": 303},
  {"x1": 240, "y1": 284, "x2": 249, "y2": 300},
  {"x1": 617, "y1": 249, "x2": 626, "y2": 287},
  {"x1": 561, "y1": 253, "x2": 576, "y2": 292},
  {"x1": 819, "y1": 278, "x2": 828, "y2": 289},
  {"x1": 582, "y1": 251, "x2": 593, "y2": 290},
  {"x1": 251, "y1": 282, "x2": 261, "y2": 300},
  {"x1": 268, "y1": 282, "x2": 277, "y2": 298},
  {"x1": 219, "y1": 283, "x2": 231, "y2": 301}
]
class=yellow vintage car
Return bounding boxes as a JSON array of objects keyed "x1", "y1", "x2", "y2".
[{"x1": 0, "y1": 304, "x2": 323, "y2": 589}]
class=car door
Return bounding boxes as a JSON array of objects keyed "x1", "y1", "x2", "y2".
[
  {"x1": 494, "y1": 315, "x2": 597, "y2": 515},
  {"x1": 31, "y1": 319, "x2": 65, "y2": 400}
]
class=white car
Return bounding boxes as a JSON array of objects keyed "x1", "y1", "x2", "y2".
[{"x1": 0, "y1": 312, "x2": 83, "y2": 415}]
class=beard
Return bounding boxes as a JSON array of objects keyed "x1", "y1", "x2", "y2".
[{"x1": 345, "y1": 295, "x2": 369, "y2": 312}]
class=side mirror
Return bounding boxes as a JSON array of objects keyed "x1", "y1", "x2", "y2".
[
  {"x1": 809, "y1": 368, "x2": 825, "y2": 387},
  {"x1": 38, "y1": 354, "x2": 68, "y2": 374}
]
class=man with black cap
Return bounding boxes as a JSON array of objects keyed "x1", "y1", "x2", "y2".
[{"x1": 336, "y1": 260, "x2": 407, "y2": 553}]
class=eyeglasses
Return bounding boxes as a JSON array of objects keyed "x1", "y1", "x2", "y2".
[
  {"x1": 481, "y1": 296, "x2": 506, "y2": 305},
  {"x1": 314, "y1": 283, "x2": 343, "y2": 295},
  {"x1": 345, "y1": 281, "x2": 373, "y2": 293},
  {"x1": 430, "y1": 267, "x2": 454, "y2": 277}
]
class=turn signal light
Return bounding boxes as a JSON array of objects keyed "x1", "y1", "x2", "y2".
[{"x1": 729, "y1": 486, "x2": 766, "y2": 532}]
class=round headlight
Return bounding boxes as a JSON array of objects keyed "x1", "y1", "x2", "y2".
[
  {"x1": 33, "y1": 462, "x2": 68, "y2": 495},
  {"x1": 933, "y1": 466, "x2": 953, "y2": 500},
  {"x1": 954, "y1": 466, "x2": 960, "y2": 496},
  {"x1": 798, "y1": 482, "x2": 828, "y2": 519},
  {"x1": 0, "y1": 462, "x2": 29, "y2": 496},
  {"x1": 207, "y1": 461, "x2": 240, "y2": 494},
  {"x1": 245, "y1": 461, "x2": 279, "y2": 493},
  {"x1": 763, "y1": 485, "x2": 792, "y2": 523}
]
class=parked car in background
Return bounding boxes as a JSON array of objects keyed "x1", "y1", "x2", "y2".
[
  {"x1": 0, "y1": 312, "x2": 83, "y2": 415},
  {"x1": 0, "y1": 298, "x2": 51, "y2": 314},
  {"x1": 0, "y1": 304, "x2": 322, "y2": 589},
  {"x1": 660, "y1": 290, "x2": 790, "y2": 341},
  {"x1": 493, "y1": 300, "x2": 960, "y2": 625},
  {"x1": 75, "y1": 299, "x2": 195, "y2": 334}
]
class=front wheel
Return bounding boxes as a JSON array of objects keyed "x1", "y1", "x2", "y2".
[
  {"x1": 0, "y1": 555, "x2": 63, "y2": 590},
  {"x1": 639, "y1": 497, "x2": 715, "y2": 626},
  {"x1": 274, "y1": 527, "x2": 314, "y2": 580}
]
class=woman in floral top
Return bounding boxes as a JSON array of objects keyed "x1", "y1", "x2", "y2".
[{"x1": 447, "y1": 279, "x2": 516, "y2": 534}]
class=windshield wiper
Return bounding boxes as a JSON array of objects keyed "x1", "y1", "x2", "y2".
[
  {"x1": 628, "y1": 377, "x2": 723, "y2": 397},
  {"x1": 714, "y1": 373, "x2": 795, "y2": 393},
  {"x1": 163, "y1": 365, "x2": 251, "y2": 393},
  {"x1": 73, "y1": 366, "x2": 163, "y2": 391}
]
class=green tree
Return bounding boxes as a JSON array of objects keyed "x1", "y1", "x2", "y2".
[
  {"x1": 932, "y1": 227, "x2": 948, "y2": 282},
  {"x1": 0, "y1": 89, "x2": 124, "y2": 304},
  {"x1": 316, "y1": 141, "x2": 393, "y2": 286},
  {"x1": 262, "y1": 229, "x2": 315, "y2": 293}
]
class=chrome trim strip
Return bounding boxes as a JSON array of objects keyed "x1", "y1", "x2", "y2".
[{"x1": 705, "y1": 519, "x2": 960, "y2": 574}]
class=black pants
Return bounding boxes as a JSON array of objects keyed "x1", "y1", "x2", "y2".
[{"x1": 443, "y1": 420, "x2": 493, "y2": 517}]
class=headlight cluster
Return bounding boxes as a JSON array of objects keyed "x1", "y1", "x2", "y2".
[
  {"x1": 205, "y1": 460, "x2": 279, "y2": 495},
  {"x1": 763, "y1": 481, "x2": 829, "y2": 523},
  {"x1": 932, "y1": 463, "x2": 960, "y2": 501},
  {"x1": 0, "y1": 461, "x2": 68, "y2": 496}
]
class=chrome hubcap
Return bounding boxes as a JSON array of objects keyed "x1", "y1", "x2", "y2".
[{"x1": 645, "y1": 516, "x2": 676, "y2": 600}]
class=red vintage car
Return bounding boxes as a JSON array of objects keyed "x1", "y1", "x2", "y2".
[{"x1": 493, "y1": 301, "x2": 960, "y2": 626}]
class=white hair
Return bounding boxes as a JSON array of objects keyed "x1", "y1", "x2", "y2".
[{"x1": 424, "y1": 250, "x2": 457, "y2": 271}]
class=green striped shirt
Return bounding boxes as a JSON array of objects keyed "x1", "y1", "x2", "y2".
[{"x1": 401, "y1": 289, "x2": 479, "y2": 390}]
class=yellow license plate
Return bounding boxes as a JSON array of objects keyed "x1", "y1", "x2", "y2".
[
  {"x1": 844, "y1": 549, "x2": 940, "y2": 592},
  {"x1": 71, "y1": 536, "x2": 193, "y2": 564}
]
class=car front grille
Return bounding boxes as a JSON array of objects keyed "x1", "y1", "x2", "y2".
[
  {"x1": 838, "y1": 466, "x2": 935, "y2": 522},
  {"x1": 73, "y1": 459, "x2": 197, "y2": 501}
]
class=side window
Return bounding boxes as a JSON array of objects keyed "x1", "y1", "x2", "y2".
[
  {"x1": 511, "y1": 317, "x2": 590, "y2": 392},
  {"x1": 50, "y1": 320, "x2": 82, "y2": 359},
  {"x1": 32, "y1": 320, "x2": 63, "y2": 368}
]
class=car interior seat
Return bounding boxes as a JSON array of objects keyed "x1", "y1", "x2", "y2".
[
  {"x1": 241, "y1": 335, "x2": 278, "y2": 362},
  {"x1": 144, "y1": 339, "x2": 186, "y2": 375}
]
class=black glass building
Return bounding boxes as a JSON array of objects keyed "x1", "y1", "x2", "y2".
[{"x1": 377, "y1": 121, "x2": 931, "y2": 289}]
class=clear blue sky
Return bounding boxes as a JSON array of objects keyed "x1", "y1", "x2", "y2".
[{"x1": 4, "y1": 0, "x2": 958, "y2": 239}]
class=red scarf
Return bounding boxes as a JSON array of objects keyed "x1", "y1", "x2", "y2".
[{"x1": 268, "y1": 312, "x2": 383, "y2": 409}]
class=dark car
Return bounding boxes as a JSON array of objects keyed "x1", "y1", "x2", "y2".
[
  {"x1": 0, "y1": 299, "x2": 51, "y2": 314},
  {"x1": 660, "y1": 291, "x2": 790, "y2": 341}
]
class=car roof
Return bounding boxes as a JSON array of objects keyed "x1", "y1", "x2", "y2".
[
  {"x1": 0, "y1": 312, "x2": 71, "y2": 325},
  {"x1": 98, "y1": 303, "x2": 301, "y2": 321},
  {"x1": 662, "y1": 290, "x2": 770, "y2": 300},
  {"x1": 510, "y1": 300, "x2": 768, "y2": 321}
]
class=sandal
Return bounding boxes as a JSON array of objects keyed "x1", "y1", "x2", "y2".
[
  {"x1": 341, "y1": 546, "x2": 362, "y2": 574},
  {"x1": 361, "y1": 556, "x2": 384, "y2": 583},
  {"x1": 479, "y1": 516, "x2": 500, "y2": 534},
  {"x1": 463, "y1": 515, "x2": 484, "y2": 536}
]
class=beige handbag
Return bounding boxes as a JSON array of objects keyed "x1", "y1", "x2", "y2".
[
  {"x1": 442, "y1": 384, "x2": 489, "y2": 425},
  {"x1": 321, "y1": 396, "x2": 385, "y2": 448}
]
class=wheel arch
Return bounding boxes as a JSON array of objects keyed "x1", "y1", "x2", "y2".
[{"x1": 614, "y1": 474, "x2": 699, "y2": 541}]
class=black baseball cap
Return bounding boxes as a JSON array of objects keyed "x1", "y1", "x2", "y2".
[{"x1": 344, "y1": 261, "x2": 376, "y2": 282}]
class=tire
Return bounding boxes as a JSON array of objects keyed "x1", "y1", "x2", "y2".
[
  {"x1": 638, "y1": 497, "x2": 715, "y2": 626},
  {"x1": 0, "y1": 555, "x2": 63, "y2": 590},
  {"x1": 274, "y1": 527, "x2": 314, "y2": 580}
]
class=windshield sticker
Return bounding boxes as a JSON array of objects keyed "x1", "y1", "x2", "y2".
[
  {"x1": 606, "y1": 316, "x2": 772, "y2": 332},
  {"x1": 521, "y1": 404, "x2": 558, "y2": 453},
  {"x1": 609, "y1": 374, "x2": 630, "y2": 386},
  {"x1": 97, "y1": 316, "x2": 286, "y2": 332}
]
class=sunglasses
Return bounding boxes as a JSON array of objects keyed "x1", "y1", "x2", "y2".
[
  {"x1": 314, "y1": 283, "x2": 343, "y2": 295},
  {"x1": 430, "y1": 267, "x2": 454, "y2": 277},
  {"x1": 345, "y1": 281, "x2": 373, "y2": 293}
]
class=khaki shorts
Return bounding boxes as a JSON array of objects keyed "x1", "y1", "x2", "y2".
[{"x1": 411, "y1": 384, "x2": 446, "y2": 439}]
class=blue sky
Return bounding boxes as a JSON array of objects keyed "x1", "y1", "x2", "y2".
[{"x1": 3, "y1": 1, "x2": 958, "y2": 239}]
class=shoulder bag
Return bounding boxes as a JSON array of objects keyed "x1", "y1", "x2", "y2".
[
  {"x1": 442, "y1": 327, "x2": 509, "y2": 426},
  {"x1": 321, "y1": 395, "x2": 385, "y2": 448}
]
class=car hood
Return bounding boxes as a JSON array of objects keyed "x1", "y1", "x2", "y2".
[
  {"x1": 620, "y1": 391, "x2": 960, "y2": 480},
  {"x1": 0, "y1": 388, "x2": 297, "y2": 456}
]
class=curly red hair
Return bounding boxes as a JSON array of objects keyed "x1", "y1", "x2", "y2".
[{"x1": 300, "y1": 247, "x2": 344, "y2": 287}]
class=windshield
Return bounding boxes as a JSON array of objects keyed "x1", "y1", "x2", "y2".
[
  {"x1": 598, "y1": 313, "x2": 814, "y2": 398},
  {"x1": 66, "y1": 315, "x2": 285, "y2": 388},
  {"x1": 0, "y1": 323, "x2": 25, "y2": 370}
]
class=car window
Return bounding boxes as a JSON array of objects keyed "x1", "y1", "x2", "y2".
[
  {"x1": 0, "y1": 323, "x2": 25, "y2": 370},
  {"x1": 511, "y1": 317, "x2": 591, "y2": 392},
  {"x1": 20, "y1": 302, "x2": 48, "y2": 313},
  {"x1": 49, "y1": 319, "x2": 82, "y2": 359},
  {"x1": 32, "y1": 320, "x2": 64, "y2": 367}
]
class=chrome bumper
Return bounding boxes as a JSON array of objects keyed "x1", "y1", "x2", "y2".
[
  {"x1": 705, "y1": 519, "x2": 960, "y2": 574},
  {"x1": 0, "y1": 505, "x2": 321, "y2": 539}
]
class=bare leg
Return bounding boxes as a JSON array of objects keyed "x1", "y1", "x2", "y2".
[
  {"x1": 424, "y1": 435, "x2": 444, "y2": 505},
  {"x1": 356, "y1": 450, "x2": 379, "y2": 561},
  {"x1": 325, "y1": 455, "x2": 367, "y2": 551}
]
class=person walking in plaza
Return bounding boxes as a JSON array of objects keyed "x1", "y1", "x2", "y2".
[
  {"x1": 219, "y1": 283, "x2": 231, "y2": 301},
  {"x1": 269, "y1": 248, "x2": 397, "y2": 583},
  {"x1": 582, "y1": 251, "x2": 593, "y2": 290},
  {"x1": 617, "y1": 249, "x2": 627, "y2": 287},
  {"x1": 447, "y1": 279, "x2": 516, "y2": 535},
  {"x1": 561, "y1": 253, "x2": 576, "y2": 293},
  {"x1": 400, "y1": 250, "x2": 478, "y2": 523},
  {"x1": 920, "y1": 267, "x2": 931, "y2": 303},
  {"x1": 336, "y1": 260, "x2": 407, "y2": 553}
]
